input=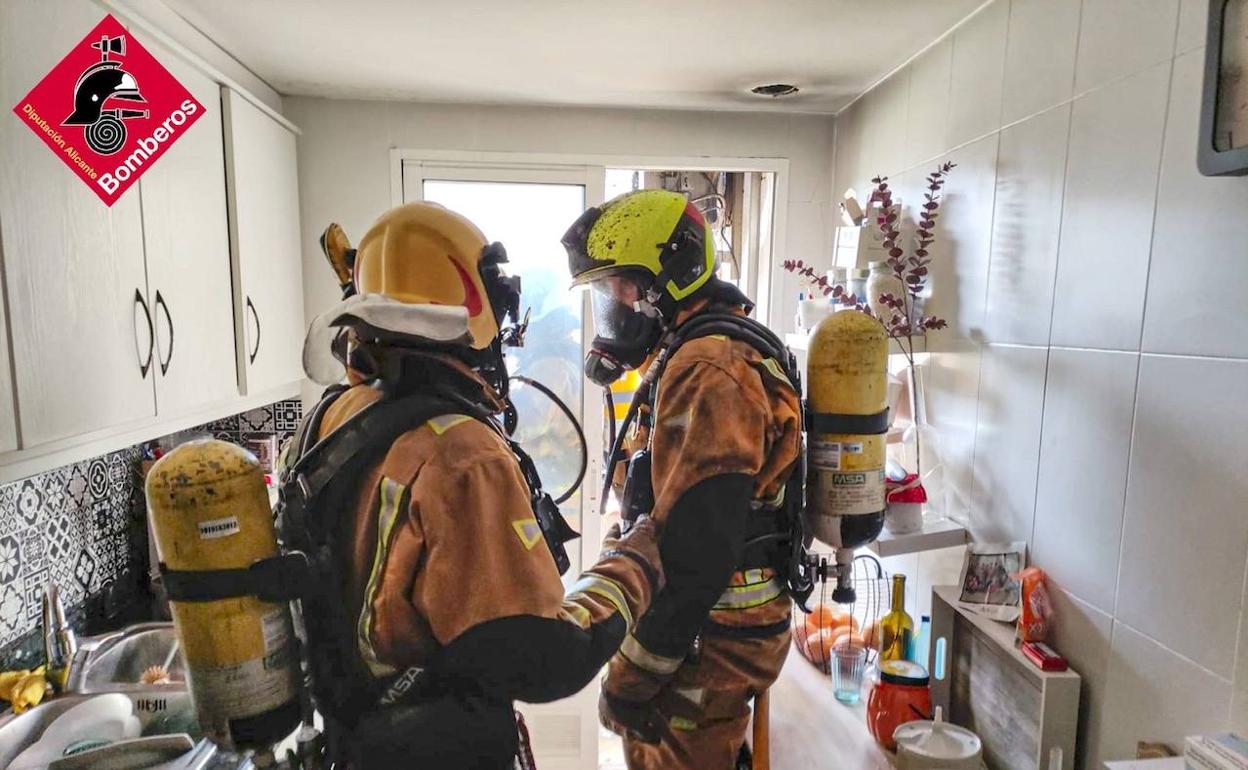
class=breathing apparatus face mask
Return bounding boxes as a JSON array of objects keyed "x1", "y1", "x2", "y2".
[{"x1": 584, "y1": 274, "x2": 664, "y2": 387}]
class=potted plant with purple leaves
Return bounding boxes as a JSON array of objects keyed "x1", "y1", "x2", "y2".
[
  {"x1": 782, "y1": 260, "x2": 836, "y2": 331},
  {"x1": 785, "y1": 162, "x2": 957, "y2": 527}
]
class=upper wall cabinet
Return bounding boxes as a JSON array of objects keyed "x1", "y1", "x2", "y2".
[
  {"x1": 222, "y1": 89, "x2": 306, "y2": 396},
  {"x1": 0, "y1": 0, "x2": 157, "y2": 448},
  {"x1": 135, "y1": 35, "x2": 240, "y2": 418}
]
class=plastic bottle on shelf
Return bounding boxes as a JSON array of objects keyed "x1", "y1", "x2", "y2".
[
  {"x1": 910, "y1": 615, "x2": 931, "y2": 669},
  {"x1": 866, "y1": 261, "x2": 904, "y2": 321}
]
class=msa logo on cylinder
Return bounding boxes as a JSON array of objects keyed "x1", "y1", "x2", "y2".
[{"x1": 9, "y1": 14, "x2": 204, "y2": 206}]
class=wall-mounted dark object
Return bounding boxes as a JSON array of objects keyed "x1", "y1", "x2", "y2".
[{"x1": 1199, "y1": 0, "x2": 1248, "y2": 175}]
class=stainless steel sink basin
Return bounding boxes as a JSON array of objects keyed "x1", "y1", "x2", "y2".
[{"x1": 69, "y1": 622, "x2": 187, "y2": 693}]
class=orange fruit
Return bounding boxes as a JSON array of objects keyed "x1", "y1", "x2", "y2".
[
  {"x1": 827, "y1": 611, "x2": 861, "y2": 634},
  {"x1": 805, "y1": 626, "x2": 845, "y2": 673},
  {"x1": 835, "y1": 633, "x2": 867, "y2": 650},
  {"x1": 809, "y1": 604, "x2": 837, "y2": 629}
]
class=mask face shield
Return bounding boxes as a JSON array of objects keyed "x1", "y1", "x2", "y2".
[{"x1": 583, "y1": 274, "x2": 663, "y2": 386}]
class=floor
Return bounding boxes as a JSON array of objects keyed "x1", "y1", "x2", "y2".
[{"x1": 597, "y1": 643, "x2": 895, "y2": 770}]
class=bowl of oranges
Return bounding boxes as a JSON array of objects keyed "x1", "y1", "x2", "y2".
[{"x1": 793, "y1": 603, "x2": 883, "y2": 673}]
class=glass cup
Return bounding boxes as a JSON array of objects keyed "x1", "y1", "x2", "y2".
[{"x1": 832, "y1": 644, "x2": 868, "y2": 705}]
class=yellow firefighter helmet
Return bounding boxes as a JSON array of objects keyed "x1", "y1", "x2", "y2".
[{"x1": 354, "y1": 202, "x2": 500, "y2": 350}]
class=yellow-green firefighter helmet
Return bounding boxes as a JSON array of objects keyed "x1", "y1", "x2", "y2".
[{"x1": 563, "y1": 189, "x2": 716, "y2": 302}]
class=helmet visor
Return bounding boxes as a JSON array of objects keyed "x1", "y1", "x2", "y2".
[
  {"x1": 589, "y1": 275, "x2": 654, "y2": 343},
  {"x1": 562, "y1": 206, "x2": 617, "y2": 284}
]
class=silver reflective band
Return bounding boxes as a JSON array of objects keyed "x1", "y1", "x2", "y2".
[{"x1": 621, "y1": 634, "x2": 683, "y2": 675}]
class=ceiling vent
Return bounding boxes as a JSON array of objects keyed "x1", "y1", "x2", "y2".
[{"x1": 750, "y1": 83, "x2": 800, "y2": 98}]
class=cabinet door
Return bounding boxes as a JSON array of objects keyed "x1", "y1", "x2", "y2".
[
  {"x1": 222, "y1": 89, "x2": 305, "y2": 395},
  {"x1": 0, "y1": 0, "x2": 156, "y2": 448},
  {"x1": 136, "y1": 36, "x2": 239, "y2": 417}
]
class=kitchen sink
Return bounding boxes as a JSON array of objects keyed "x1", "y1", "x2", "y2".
[
  {"x1": 0, "y1": 693, "x2": 231, "y2": 769},
  {"x1": 68, "y1": 622, "x2": 188, "y2": 693}
]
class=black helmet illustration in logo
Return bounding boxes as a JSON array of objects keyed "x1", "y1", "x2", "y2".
[{"x1": 62, "y1": 35, "x2": 148, "y2": 155}]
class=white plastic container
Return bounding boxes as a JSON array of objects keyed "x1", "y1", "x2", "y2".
[{"x1": 893, "y1": 706, "x2": 983, "y2": 770}]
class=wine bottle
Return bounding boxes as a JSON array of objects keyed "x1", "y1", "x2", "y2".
[{"x1": 880, "y1": 574, "x2": 915, "y2": 662}]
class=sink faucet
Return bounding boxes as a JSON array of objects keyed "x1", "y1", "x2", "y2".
[{"x1": 42, "y1": 584, "x2": 77, "y2": 692}]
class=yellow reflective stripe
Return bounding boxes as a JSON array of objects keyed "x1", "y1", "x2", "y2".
[
  {"x1": 559, "y1": 603, "x2": 592, "y2": 630},
  {"x1": 427, "y1": 414, "x2": 473, "y2": 435},
  {"x1": 621, "y1": 634, "x2": 684, "y2": 676},
  {"x1": 670, "y1": 716, "x2": 699, "y2": 731},
  {"x1": 356, "y1": 475, "x2": 406, "y2": 678},
  {"x1": 758, "y1": 357, "x2": 793, "y2": 389},
  {"x1": 568, "y1": 573, "x2": 633, "y2": 629},
  {"x1": 713, "y1": 577, "x2": 785, "y2": 610},
  {"x1": 511, "y1": 518, "x2": 543, "y2": 550}
]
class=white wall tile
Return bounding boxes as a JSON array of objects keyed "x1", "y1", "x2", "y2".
[
  {"x1": 1233, "y1": 572, "x2": 1248, "y2": 736},
  {"x1": 1177, "y1": 0, "x2": 1210, "y2": 53},
  {"x1": 833, "y1": 100, "x2": 866, "y2": 198},
  {"x1": 926, "y1": 135, "x2": 1000, "y2": 338},
  {"x1": 1051, "y1": 63, "x2": 1171, "y2": 351},
  {"x1": 1075, "y1": 0, "x2": 1180, "y2": 95},
  {"x1": 905, "y1": 38, "x2": 954, "y2": 169},
  {"x1": 1117, "y1": 355, "x2": 1248, "y2": 678},
  {"x1": 1098, "y1": 622, "x2": 1231, "y2": 761},
  {"x1": 1031, "y1": 348, "x2": 1138, "y2": 613},
  {"x1": 789, "y1": 115, "x2": 837, "y2": 204},
  {"x1": 1001, "y1": 0, "x2": 1081, "y2": 126},
  {"x1": 1142, "y1": 50, "x2": 1248, "y2": 358},
  {"x1": 1047, "y1": 588, "x2": 1114, "y2": 770},
  {"x1": 869, "y1": 69, "x2": 911, "y2": 179},
  {"x1": 969, "y1": 344, "x2": 1047, "y2": 543},
  {"x1": 985, "y1": 105, "x2": 1071, "y2": 345},
  {"x1": 925, "y1": 339, "x2": 983, "y2": 521},
  {"x1": 947, "y1": 0, "x2": 1009, "y2": 148}
]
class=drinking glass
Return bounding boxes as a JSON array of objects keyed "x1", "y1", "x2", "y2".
[{"x1": 832, "y1": 644, "x2": 868, "y2": 705}]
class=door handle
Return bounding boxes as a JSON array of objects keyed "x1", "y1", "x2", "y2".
[
  {"x1": 246, "y1": 296, "x2": 261, "y2": 364},
  {"x1": 133, "y1": 289, "x2": 154, "y2": 379},
  {"x1": 155, "y1": 290, "x2": 174, "y2": 376}
]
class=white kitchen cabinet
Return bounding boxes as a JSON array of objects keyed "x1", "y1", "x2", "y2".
[
  {"x1": 136, "y1": 36, "x2": 240, "y2": 417},
  {"x1": 0, "y1": 0, "x2": 157, "y2": 448},
  {"x1": 222, "y1": 88, "x2": 306, "y2": 395}
]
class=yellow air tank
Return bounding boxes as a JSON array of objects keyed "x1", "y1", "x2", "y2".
[
  {"x1": 146, "y1": 440, "x2": 302, "y2": 750},
  {"x1": 805, "y1": 310, "x2": 889, "y2": 603}
]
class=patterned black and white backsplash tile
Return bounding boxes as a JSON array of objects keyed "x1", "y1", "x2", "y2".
[{"x1": 0, "y1": 398, "x2": 303, "y2": 667}]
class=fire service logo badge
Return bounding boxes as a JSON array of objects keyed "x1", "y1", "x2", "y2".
[{"x1": 10, "y1": 14, "x2": 204, "y2": 206}]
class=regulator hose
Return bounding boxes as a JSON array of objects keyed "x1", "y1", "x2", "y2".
[{"x1": 509, "y1": 375, "x2": 588, "y2": 505}]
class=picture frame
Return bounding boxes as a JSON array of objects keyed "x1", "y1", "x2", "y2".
[
  {"x1": 957, "y1": 542, "x2": 1026, "y2": 622},
  {"x1": 1199, "y1": 0, "x2": 1248, "y2": 176}
]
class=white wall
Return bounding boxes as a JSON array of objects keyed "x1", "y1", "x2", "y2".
[
  {"x1": 832, "y1": 0, "x2": 1248, "y2": 765},
  {"x1": 285, "y1": 97, "x2": 835, "y2": 386}
]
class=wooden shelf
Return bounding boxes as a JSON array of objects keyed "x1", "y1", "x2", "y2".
[{"x1": 867, "y1": 517, "x2": 968, "y2": 557}]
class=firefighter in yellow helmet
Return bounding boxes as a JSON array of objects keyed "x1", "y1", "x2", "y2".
[
  {"x1": 285, "y1": 201, "x2": 665, "y2": 769},
  {"x1": 563, "y1": 190, "x2": 806, "y2": 770}
]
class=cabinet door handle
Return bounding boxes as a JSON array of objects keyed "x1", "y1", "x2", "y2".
[
  {"x1": 246, "y1": 296, "x2": 261, "y2": 364},
  {"x1": 133, "y1": 289, "x2": 154, "y2": 379},
  {"x1": 155, "y1": 290, "x2": 174, "y2": 376}
]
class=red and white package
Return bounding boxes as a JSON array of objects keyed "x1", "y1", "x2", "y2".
[{"x1": 1017, "y1": 566, "x2": 1053, "y2": 643}]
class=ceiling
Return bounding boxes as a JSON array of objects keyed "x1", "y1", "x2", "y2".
[{"x1": 159, "y1": 0, "x2": 985, "y2": 114}]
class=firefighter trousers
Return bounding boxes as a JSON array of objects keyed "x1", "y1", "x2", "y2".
[{"x1": 623, "y1": 628, "x2": 790, "y2": 770}]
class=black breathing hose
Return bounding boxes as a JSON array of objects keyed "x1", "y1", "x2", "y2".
[
  {"x1": 509, "y1": 375, "x2": 588, "y2": 505},
  {"x1": 603, "y1": 389, "x2": 617, "y2": 466}
]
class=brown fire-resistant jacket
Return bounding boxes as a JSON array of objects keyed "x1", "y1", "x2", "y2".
[
  {"x1": 311, "y1": 360, "x2": 659, "y2": 701},
  {"x1": 606, "y1": 307, "x2": 802, "y2": 701}
]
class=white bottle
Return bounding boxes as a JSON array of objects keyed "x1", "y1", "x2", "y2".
[{"x1": 866, "y1": 261, "x2": 905, "y2": 321}]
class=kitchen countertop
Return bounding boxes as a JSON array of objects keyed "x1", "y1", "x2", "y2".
[{"x1": 769, "y1": 643, "x2": 896, "y2": 769}]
